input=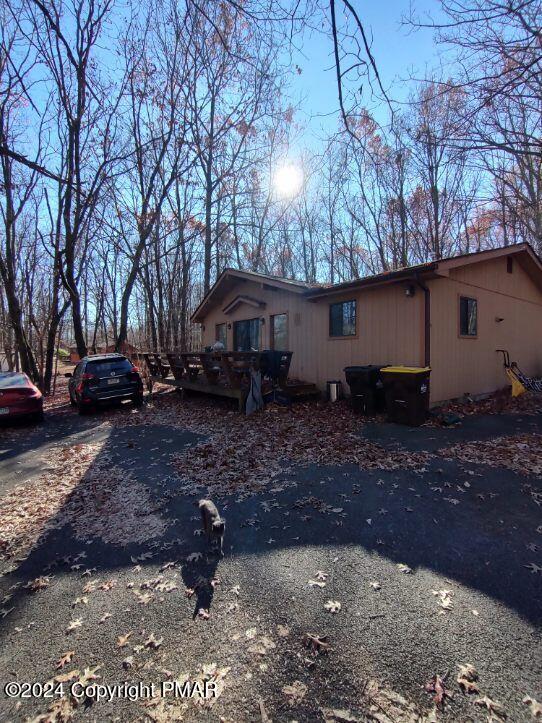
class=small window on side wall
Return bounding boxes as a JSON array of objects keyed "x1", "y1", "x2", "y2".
[
  {"x1": 215, "y1": 323, "x2": 227, "y2": 348},
  {"x1": 271, "y1": 313, "x2": 288, "y2": 350},
  {"x1": 329, "y1": 300, "x2": 357, "y2": 337},
  {"x1": 459, "y1": 296, "x2": 477, "y2": 337}
]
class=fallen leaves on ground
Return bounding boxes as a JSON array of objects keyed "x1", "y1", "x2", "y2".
[
  {"x1": 0, "y1": 441, "x2": 167, "y2": 562},
  {"x1": 425, "y1": 674, "x2": 451, "y2": 708},
  {"x1": 55, "y1": 651, "x2": 75, "y2": 669},
  {"x1": 432, "y1": 390, "x2": 542, "y2": 421},
  {"x1": 117, "y1": 632, "x2": 133, "y2": 648},
  {"x1": 523, "y1": 696, "x2": 542, "y2": 718},
  {"x1": 457, "y1": 663, "x2": 479, "y2": 694},
  {"x1": 282, "y1": 680, "x2": 308, "y2": 706},
  {"x1": 441, "y1": 433, "x2": 542, "y2": 476},
  {"x1": 164, "y1": 398, "x2": 431, "y2": 497},
  {"x1": 432, "y1": 589, "x2": 454, "y2": 613},
  {"x1": 324, "y1": 600, "x2": 341, "y2": 613},
  {"x1": 475, "y1": 695, "x2": 507, "y2": 719},
  {"x1": 364, "y1": 679, "x2": 428, "y2": 722},
  {"x1": 303, "y1": 632, "x2": 330, "y2": 655}
]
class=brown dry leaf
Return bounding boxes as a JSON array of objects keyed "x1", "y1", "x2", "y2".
[
  {"x1": 425, "y1": 674, "x2": 450, "y2": 708},
  {"x1": 303, "y1": 632, "x2": 330, "y2": 655},
  {"x1": 475, "y1": 695, "x2": 507, "y2": 720},
  {"x1": 457, "y1": 663, "x2": 479, "y2": 694},
  {"x1": 282, "y1": 680, "x2": 307, "y2": 706},
  {"x1": 432, "y1": 589, "x2": 454, "y2": 612},
  {"x1": 397, "y1": 563, "x2": 412, "y2": 574},
  {"x1": 277, "y1": 624, "x2": 290, "y2": 637},
  {"x1": 54, "y1": 668, "x2": 80, "y2": 684},
  {"x1": 144, "y1": 633, "x2": 163, "y2": 649},
  {"x1": 308, "y1": 579, "x2": 326, "y2": 588},
  {"x1": 324, "y1": 600, "x2": 341, "y2": 613},
  {"x1": 523, "y1": 696, "x2": 542, "y2": 718},
  {"x1": 66, "y1": 618, "x2": 83, "y2": 633},
  {"x1": 248, "y1": 636, "x2": 276, "y2": 655},
  {"x1": 167, "y1": 398, "x2": 432, "y2": 499},
  {"x1": 25, "y1": 576, "x2": 51, "y2": 592},
  {"x1": 55, "y1": 651, "x2": 75, "y2": 670},
  {"x1": 441, "y1": 433, "x2": 542, "y2": 476},
  {"x1": 117, "y1": 632, "x2": 133, "y2": 648},
  {"x1": 79, "y1": 665, "x2": 101, "y2": 686}
]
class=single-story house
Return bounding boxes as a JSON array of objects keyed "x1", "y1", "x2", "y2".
[{"x1": 191, "y1": 243, "x2": 542, "y2": 405}]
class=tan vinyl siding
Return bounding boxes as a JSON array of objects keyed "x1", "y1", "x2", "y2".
[
  {"x1": 199, "y1": 252, "x2": 542, "y2": 406},
  {"x1": 202, "y1": 279, "x2": 425, "y2": 392},
  {"x1": 429, "y1": 256, "x2": 542, "y2": 404}
]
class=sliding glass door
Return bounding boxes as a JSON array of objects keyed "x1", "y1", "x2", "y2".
[{"x1": 233, "y1": 318, "x2": 260, "y2": 351}]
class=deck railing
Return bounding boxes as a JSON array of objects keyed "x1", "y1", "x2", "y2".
[{"x1": 138, "y1": 350, "x2": 292, "y2": 389}]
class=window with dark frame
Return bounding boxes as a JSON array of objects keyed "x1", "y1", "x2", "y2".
[
  {"x1": 459, "y1": 296, "x2": 478, "y2": 336},
  {"x1": 329, "y1": 300, "x2": 357, "y2": 337},
  {"x1": 215, "y1": 323, "x2": 227, "y2": 348},
  {"x1": 271, "y1": 313, "x2": 288, "y2": 350}
]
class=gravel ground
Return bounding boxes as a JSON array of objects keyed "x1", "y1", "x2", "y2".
[{"x1": 0, "y1": 397, "x2": 541, "y2": 722}]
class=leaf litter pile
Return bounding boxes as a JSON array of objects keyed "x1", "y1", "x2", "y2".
[
  {"x1": 431, "y1": 389, "x2": 542, "y2": 421},
  {"x1": 0, "y1": 441, "x2": 166, "y2": 563},
  {"x1": 441, "y1": 432, "x2": 542, "y2": 476},
  {"x1": 142, "y1": 397, "x2": 434, "y2": 497}
]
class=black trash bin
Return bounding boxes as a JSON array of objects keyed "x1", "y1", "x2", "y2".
[
  {"x1": 380, "y1": 366, "x2": 431, "y2": 426},
  {"x1": 344, "y1": 365, "x2": 388, "y2": 414}
]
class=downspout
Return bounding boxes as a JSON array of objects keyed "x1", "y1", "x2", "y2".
[{"x1": 414, "y1": 274, "x2": 431, "y2": 368}]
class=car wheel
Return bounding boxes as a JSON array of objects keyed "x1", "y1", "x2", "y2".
[
  {"x1": 78, "y1": 403, "x2": 92, "y2": 415},
  {"x1": 133, "y1": 395, "x2": 144, "y2": 408},
  {"x1": 33, "y1": 409, "x2": 44, "y2": 423},
  {"x1": 69, "y1": 391, "x2": 77, "y2": 407}
]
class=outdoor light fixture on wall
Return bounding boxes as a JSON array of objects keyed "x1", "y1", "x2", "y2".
[
  {"x1": 227, "y1": 323, "x2": 232, "y2": 329},
  {"x1": 260, "y1": 317, "x2": 265, "y2": 324},
  {"x1": 405, "y1": 284, "x2": 416, "y2": 297}
]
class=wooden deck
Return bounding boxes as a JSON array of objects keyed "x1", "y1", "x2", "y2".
[
  {"x1": 137, "y1": 350, "x2": 320, "y2": 411},
  {"x1": 156, "y1": 376, "x2": 248, "y2": 410}
]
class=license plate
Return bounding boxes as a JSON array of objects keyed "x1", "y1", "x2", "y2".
[
  {"x1": 0, "y1": 408, "x2": 9, "y2": 415},
  {"x1": 107, "y1": 378, "x2": 120, "y2": 385}
]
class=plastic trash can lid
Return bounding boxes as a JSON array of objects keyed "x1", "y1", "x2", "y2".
[{"x1": 380, "y1": 366, "x2": 431, "y2": 374}]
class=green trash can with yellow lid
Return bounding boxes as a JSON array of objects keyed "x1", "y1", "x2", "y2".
[{"x1": 380, "y1": 366, "x2": 431, "y2": 426}]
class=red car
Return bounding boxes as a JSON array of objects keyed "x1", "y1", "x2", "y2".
[{"x1": 0, "y1": 372, "x2": 44, "y2": 423}]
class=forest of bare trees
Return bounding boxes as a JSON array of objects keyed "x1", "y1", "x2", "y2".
[{"x1": 1, "y1": 0, "x2": 540, "y2": 391}]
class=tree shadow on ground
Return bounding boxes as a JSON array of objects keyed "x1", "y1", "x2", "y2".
[{"x1": 1, "y1": 408, "x2": 541, "y2": 640}]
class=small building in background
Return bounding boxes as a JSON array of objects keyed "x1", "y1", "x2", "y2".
[{"x1": 69, "y1": 341, "x2": 138, "y2": 364}]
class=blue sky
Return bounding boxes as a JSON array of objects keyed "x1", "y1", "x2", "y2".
[{"x1": 288, "y1": 0, "x2": 444, "y2": 149}]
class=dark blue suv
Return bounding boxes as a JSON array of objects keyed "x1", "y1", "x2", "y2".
[{"x1": 67, "y1": 354, "x2": 143, "y2": 414}]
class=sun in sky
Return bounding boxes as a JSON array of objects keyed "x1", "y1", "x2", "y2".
[{"x1": 273, "y1": 163, "x2": 303, "y2": 198}]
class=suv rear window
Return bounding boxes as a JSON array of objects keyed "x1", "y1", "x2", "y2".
[{"x1": 87, "y1": 359, "x2": 132, "y2": 375}]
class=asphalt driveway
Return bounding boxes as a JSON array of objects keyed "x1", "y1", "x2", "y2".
[{"x1": 0, "y1": 397, "x2": 541, "y2": 722}]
